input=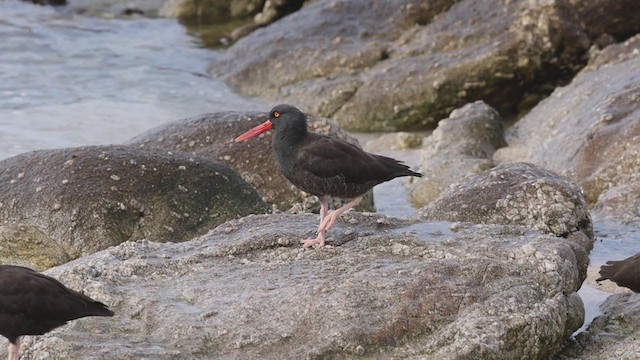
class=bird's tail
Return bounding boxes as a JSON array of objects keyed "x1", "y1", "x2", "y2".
[
  {"x1": 377, "y1": 155, "x2": 422, "y2": 178},
  {"x1": 403, "y1": 169, "x2": 423, "y2": 178},
  {"x1": 91, "y1": 301, "x2": 115, "y2": 317}
]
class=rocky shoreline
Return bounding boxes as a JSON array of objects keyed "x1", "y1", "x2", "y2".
[{"x1": 3, "y1": 0, "x2": 640, "y2": 358}]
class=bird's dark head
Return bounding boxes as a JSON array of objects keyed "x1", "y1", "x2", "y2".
[
  {"x1": 235, "y1": 104, "x2": 308, "y2": 143},
  {"x1": 268, "y1": 104, "x2": 307, "y2": 132}
]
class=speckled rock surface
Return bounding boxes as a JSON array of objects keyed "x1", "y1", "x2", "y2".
[
  {"x1": 5, "y1": 212, "x2": 588, "y2": 359},
  {"x1": 421, "y1": 162, "x2": 593, "y2": 242},
  {"x1": 494, "y1": 34, "x2": 640, "y2": 226},
  {"x1": 558, "y1": 293, "x2": 640, "y2": 360},
  {"x1": 127, "y1": 110, "x2": 374, "y2": 213},
  {"x1": 0, "y1": 145, "x2": 267, "y2": 269},
  {"x1": 408, "y1": 101, "x2": 506, "y2": 207},
  {"x1": 209, "y1": 0, "x2": 640, "y2": 131}
]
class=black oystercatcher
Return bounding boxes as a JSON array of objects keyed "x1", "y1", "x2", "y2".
[
  {"x1": 596, "y1": 253, "x2": 640, "y2": 292},
  {"x1": 235, "y1": 104, "x2": 422, "y2": 248},
  {"x1": 0, "y1": 265, "x2": 114, "y2": 360}
]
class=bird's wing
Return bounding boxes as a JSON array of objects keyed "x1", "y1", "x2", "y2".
[{"x1": 295, "y1": 135, "x2": 401, "y2": 184}]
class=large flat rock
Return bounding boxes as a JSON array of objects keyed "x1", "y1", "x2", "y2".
[{"x1": 10, "y1": 212, "x2": 587, "y2": 359}]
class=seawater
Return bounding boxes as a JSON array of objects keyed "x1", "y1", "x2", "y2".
[{"x1": 0, "y1": 0, "x2": 261, "y2": 160}]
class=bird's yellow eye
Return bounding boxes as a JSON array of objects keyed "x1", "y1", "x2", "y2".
[{"x1": 273, "y1": 111, "x2": 280, "y2": 118}]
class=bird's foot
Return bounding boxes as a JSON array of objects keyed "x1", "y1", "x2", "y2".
[{"x1": 301, "y1": 232, "x2": 325, "y2": 248}]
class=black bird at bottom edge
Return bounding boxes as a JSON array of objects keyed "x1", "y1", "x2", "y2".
[
  {"x1": 0, "y1": 265, "x2": 114, "y2": 360},
  {"x1": 235, "y1": 104, "x2": 422, "y2": 248},
  {"x1": 596, "y1": 253, "x2": 640, "y2": 293}
]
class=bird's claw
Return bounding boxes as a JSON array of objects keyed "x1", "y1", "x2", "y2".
[
  {"x1": 300, "y1": 238, "x2": 323, "y2": 248},
  {"x1": 301, "y1": 231, "x2": 325, "y2": 248}
]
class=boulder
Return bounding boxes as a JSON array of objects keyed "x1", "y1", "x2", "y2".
[
  {"x1": 421, "y1": 162, "x2": 593, "y2": 242},
  {"x1": 209, "y1": 0, "x2": 640, "y2": 131},
  {"x1": 408, "y1": 101, "x2": 506, "y2": 207},
  {"x1": 127, "y1": 111, "x2": 375, "y2": 213},
  {"x1": 0, "y1": 145, "x2": 267, "y2": 269},
  {"x1": 11, "y1": 212, "x2": 587, "y2": 359},
  {"x1": 494, "y1": 34, "x2": 640, "y2": 225}
]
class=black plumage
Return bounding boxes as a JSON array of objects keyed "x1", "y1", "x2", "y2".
[
  {"x1": 236, "y1": 104, "x2": 422, "y2": 247},
  {"x1": 0, "y1": 265, "x2": 114, "y2": 360},
  {"x1": 596, "y1": 253, "x2": 640, "y2": 292},
  {"x1": 281, "y1": 133, "x2": 421, "y2": 199}
]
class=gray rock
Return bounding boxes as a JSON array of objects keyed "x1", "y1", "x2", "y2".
[
  {"x1": 159, "y1": 0, "x2": 263, "y2": 23},
  {"x1": 362, "y1": 131, "x2": 424, "y2": 152},
  {"x1": 558, "y1": 293, "x2": 640, "y2": 360},
  {"x1": 494, "y1": 34, "x2": 640, "y2": 225},
  {"x1": 127, "y1": 111, "x2": 375, "y2": 213},
  {"x1": 159, "y1": 0, "x2": 305, "y2": 45},
  {"x1": 421, "y1": 162, "x2": 593, "y2": 241},
  {"x1": 408, "y1": 101, "x2": 506, "y2": 207},
  {"x1": 209, "y1": 0, "x2": 640, "y2": 131},
  {"x1": 9, "y1": 212, "x2": 587, "y2": 359},
  {"x1": 0, "y1": 145, "x2": 267, "y2": 269}
]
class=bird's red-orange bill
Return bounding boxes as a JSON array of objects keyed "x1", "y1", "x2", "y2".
[{"x1": 235, "y1": 120, "x2": 273, "y2": 142}]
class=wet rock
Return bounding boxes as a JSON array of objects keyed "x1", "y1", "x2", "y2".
[
  {"x1": 127, "y1": 111, "x2": 375, "y2": 213},
  {"x1": 494, "y1": 34, "x2": 640, "y2": 225},
  {"x1": 159, "y1": 0, "x2": 304, "y2": 23},
  {"x1": 408, "y1": 101, "x2": 506, "y2": 207},
  {"x1": 160, "y1": 0, "x2": 304, "y2": 45},
  {"x1": 253, "y1": 0, "x2": 306, "y2": 25},
  {"x1": 209, "y1": 0, "x2": 640, "y2": 131},
  {"x1": 421, "y1": 163, "x2": 593, "y2": 242},
  {"x1": 159, "y1": 0, "x2": 264, "y2": 23},
  {"x1": 558, "y1": 293, "x2": 640, "y2": 360},
  {"x1": 0, "y1": 145, "x2": 267, "y2": 267},
  {"x1": 10, "y1": 213, "x2": 587, "y2": 359}
]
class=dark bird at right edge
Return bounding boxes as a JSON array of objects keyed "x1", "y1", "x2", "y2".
[
  {"x1": 235, "y1": 104, "x2": 422, "y2": 248},
  {"x1": 596, "y1": 253, "x2": 640, "y2": 292},
  {"x1": 0, "y1": 265, "x2": 114, "y2": 360}
]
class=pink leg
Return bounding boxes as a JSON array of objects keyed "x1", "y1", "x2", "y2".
[
  {"x1": 319, "y1": 197, "x2": 362, "y2": 232},
  {"x1": 318, "y1": 196, "x2": 329, "y2": 229},
  {"x1": 301, "y1": 196, "x2": 330, "y2": 248},
  {"x1": 8, "y1": 338, "x2": 20, "y2": 360}
]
